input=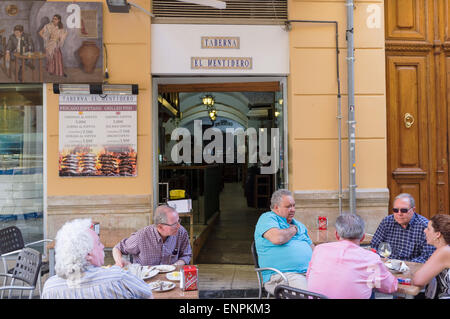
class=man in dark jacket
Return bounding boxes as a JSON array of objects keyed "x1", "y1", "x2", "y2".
[{"x1": 5, "y1": 25, "x2": 35, "y2": 81}]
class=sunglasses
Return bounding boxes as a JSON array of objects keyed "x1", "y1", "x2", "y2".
[{"x1": 392, "y1": 207, "x2": 412, "y2": 214}]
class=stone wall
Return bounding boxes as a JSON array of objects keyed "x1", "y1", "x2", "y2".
[
  {"x1": 46, "y1": 194, "x2": 152, "y2": 240},
  {"x1": 294, "y1": 188, "x2": 389, "y2": 235}
]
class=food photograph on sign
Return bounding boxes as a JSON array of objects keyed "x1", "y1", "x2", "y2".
[
  {"x1": 0, "y1": 1, "x2": 103, "y2": 83},
  {"x1": 58, "y1": 94, "x2": 138, "y2": 177}
]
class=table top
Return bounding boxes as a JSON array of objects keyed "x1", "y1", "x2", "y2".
[
  {"x1": 145, "y1": 266, "x2": 198, "y2": 299},
  {"x1": 388, "y1": 260, "x2": 423, "y2": 296},
  {"x1": 14, "y1": 52, "x2": 45, "y2": 59},
  {"x1": 308, "y1": 226, "x2": 373, "y2": 246},
  {"x1": 47, "y1": 227, "x2": 138, "y2": 249}
]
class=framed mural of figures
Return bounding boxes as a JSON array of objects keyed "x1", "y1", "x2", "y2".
[{"x1": 0, "y1": 1, "x2": 103, "y2": 84}]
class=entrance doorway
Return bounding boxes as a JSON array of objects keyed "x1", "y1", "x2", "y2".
[{"x1": 153, "y1": 77, "x2": 287, "y2": 264}]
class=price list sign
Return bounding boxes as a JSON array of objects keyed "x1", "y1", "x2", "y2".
[{"x1": 59, "y1": 94, "x2": 137, "y2": 177}]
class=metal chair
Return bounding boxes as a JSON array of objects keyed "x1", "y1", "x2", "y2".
[
  {"x1": 251, "y1": 241, "x2": 288, "y2": 299},
  {"x1": 0, "y1": 226, "x2": 52, "y2": 296},
  {"x1": 274, "y1": 284, "x2": 328, "y2": 299},
  {"x1": 0, "y1": 248, "x2": 42, "y2": 299}
]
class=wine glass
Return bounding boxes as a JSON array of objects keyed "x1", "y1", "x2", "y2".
[{"x1": 378, "y1": 242, "x2": 392, "y2": 260}]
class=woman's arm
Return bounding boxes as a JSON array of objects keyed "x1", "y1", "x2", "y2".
[{"x1": 412, "y1": 248, "x2": 447, "y2": 287}]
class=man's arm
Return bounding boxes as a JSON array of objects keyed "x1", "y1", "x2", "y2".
[
  {"x1": 112, "y1": 246, "x2": 128, "y2": 267},
  {"x1": 112, "y1": 232, "x2": 140, "y2": 267},
  {"x1": 175, "y1": 229, "x2": 192, "y2": 266},
  {"x1": 263, "y1": 225, "x2": 298, "y2": 245}
]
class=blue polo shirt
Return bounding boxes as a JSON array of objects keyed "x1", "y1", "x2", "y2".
[{"x1": 254, "y1": 211, "x2": 313, "y2": 283}]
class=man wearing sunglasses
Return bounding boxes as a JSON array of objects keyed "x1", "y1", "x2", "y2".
[
  {"x1": 112, "y1": 205, "x2": 192, "y2": 267},
  {"x1": 370, "y1": 193, "x2": 435, "y2": 263}
]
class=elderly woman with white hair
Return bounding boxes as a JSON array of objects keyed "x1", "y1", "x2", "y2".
[{"x1": 41, "y1": 218, "x2": 153, "y2": 299}]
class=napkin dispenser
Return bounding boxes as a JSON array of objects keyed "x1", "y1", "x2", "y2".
[{"x1": 180, "y1": 265, "x2": 198, "y2": 291}]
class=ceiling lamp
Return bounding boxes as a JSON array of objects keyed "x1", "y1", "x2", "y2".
[
  {"x1": 208, "y1": 108, "x2": 217, "y2": 122},
  {"x1": 202, "y1": 94, "x2": 214, "y2": 108},
  {"x1": 202, "y1": 94, "x2": 217, "y2": 123}
]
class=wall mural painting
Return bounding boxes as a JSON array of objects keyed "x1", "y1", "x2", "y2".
[{"x1": 0, "y1": 1, "x2": 103, "y2": 83}]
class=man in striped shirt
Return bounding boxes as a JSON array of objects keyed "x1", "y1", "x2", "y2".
[
  {"x1": 41, "y1": 218, "x2": 152, "y2": 299},
  {"x1": 371, "y1": 193, "x2": 435, "y2": 263}
]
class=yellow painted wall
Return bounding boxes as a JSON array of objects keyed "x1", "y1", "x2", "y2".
[
  {"x1": 46, "y1": 0, "x2": 153, "y2": 196},
  {"x1": 288, "y1": 0, "x2": 386, "y2": 190}
]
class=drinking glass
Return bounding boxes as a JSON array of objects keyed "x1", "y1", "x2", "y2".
[{"x1": 378, "y1": 242, "x2": 392, "y2": 260}]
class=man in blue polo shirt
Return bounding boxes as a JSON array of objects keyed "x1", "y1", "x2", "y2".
[
  {"x1": 254, "y1": 189, "x2": 314, "y2": 295},
  {"x1": 371, "y1": 193, "x2": 435, "y2": 263}
]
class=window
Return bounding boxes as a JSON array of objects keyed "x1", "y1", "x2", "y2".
[{"x1": 0, "y1": 84, "x2": 44, "y2": 245}]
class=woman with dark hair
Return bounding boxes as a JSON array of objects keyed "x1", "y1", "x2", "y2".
[
  {"x1": 413, "y1": 214, "x2": 450, "y2": 299},
  {"x1": 39, "y1": 14, "x2": 67, "y2": 77}
]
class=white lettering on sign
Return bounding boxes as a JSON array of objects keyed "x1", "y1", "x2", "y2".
[
  {"x1": 201, "y1": 37, "x2": 240, "y2": 49},
  {"x1": 191, "y1": 57, "x2": 252, "y2": 70},
  {"x1": 366, "y1": 4, "x2": 381, "y2": 29},
  {"x1": 66, "y1": 4, "x2": 81, "y2": 29}
]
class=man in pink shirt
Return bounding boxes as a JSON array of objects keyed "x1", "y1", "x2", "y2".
[{"x1": 306, "y1": 214, "x2": 398, "y2": 299}]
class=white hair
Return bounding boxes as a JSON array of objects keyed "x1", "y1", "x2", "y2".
[
  {"x1": 54, "y1": 218, "x2": 93, "y2": 286},
  {"x1": 153, "y1": 205, "x2": 177, "y2": 225},
  {"x1": 270, "y1": 189, "x2": 293, "y2": 210}
]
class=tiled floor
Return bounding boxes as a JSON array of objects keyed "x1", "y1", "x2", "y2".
[
  {"x1": 194, "y1": 182, "x2": 263, "y2": 297},
  {"x1": 195, "y1": 182, "x2": 263, "y2": 265},
  {"x1": 197, "y1": 264, "x2": 259, "y2": 298}
]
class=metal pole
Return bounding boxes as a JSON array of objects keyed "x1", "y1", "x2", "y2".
[
  {"x1": 346, "y1": 0, "x2": 357, "y2": 214},
  {"x1": 285, "y1": 20, "x2": 343, "y2": 214}
]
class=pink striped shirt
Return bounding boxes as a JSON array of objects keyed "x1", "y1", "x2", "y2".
[{"x1": 306, "y1": 240, "x2": 398, "y2": 299}]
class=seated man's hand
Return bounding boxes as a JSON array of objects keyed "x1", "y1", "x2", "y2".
[{"x1": 115, "y1": 258, "x2": 130, "y2": 268}]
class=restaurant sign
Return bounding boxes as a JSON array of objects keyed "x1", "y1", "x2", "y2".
[
  {"x1": 58, "y1": 94, "x2": 137, "y2": 177},
  {"x1": 151, "y1": 24, "x2": 289, "y2": 74},
  {"x1": 201, "y1": 36, "x2": 240, "y2": 49},
  {"x1": 191, "y1": 57, "x2": 252, "y2": 70},
  {"x1": 191, "y1": 35, "x2": 251, "y2": 70}
]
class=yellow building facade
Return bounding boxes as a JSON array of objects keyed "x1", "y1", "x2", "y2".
[{"x1": 30, "y1": 1, "x2": 388, "y2": 247}]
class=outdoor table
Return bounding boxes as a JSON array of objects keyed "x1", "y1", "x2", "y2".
[
  {"x1": 389, "y1": 261, "x2": 423, "y2": 299},
  {"x1": 47, "y1": 227, "x2": 138, "y2": 276},
  {"x1": 14, "y1": 52, "x2": 45, "y2": 82},
  {"x1": 308, "y1": 226, "x2": 373, "y2": 246},
  {"x1": 145, "y1": 265, "x2": 199, "y2": 299}
]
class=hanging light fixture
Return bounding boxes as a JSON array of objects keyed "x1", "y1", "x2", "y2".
[
  {"x1": 202, "y1": 94, "x2": 214, "y2": 108},
  {"x1": 202, "y1": 94, "x2": 217, "y2": 123}
]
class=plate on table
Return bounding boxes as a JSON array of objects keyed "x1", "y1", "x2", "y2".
[
  {"x1": 166, "y1": 271, "x2": 181, "y2": 281},
  {"x1": 141, "y1": 267, "x2": 160, "y2": 280},
  {"x1": 153, "y1": 265, "x2": 176, "y2": 273},
  {"x1": 148, "y1": 280, "x2": 176, "y2": 292},
  {"x1": 384, "y1": 260, "x2": 407, "y2": 274}
]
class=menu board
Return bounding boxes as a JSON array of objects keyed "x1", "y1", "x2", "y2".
[{"x1": 59, "y1": 94, "x2": 137, "y2": 177}]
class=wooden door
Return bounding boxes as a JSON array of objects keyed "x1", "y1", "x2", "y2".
[{"x1": 385, "y1": 0, "x2": 449, "y2": 218}]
